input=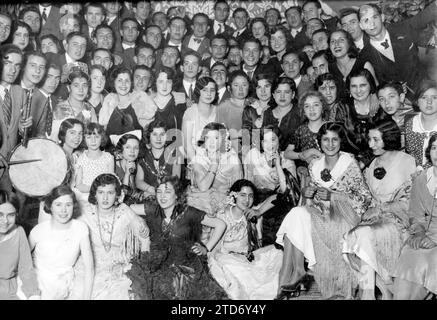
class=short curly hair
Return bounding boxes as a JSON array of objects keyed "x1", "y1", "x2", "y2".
[
  {"x1": 88, "y1": 174, "x2": 122, "y2": 205},
  {"x1": 43, "y1": 185, "x2": 80, "y2": 219},
  {"x1": 368, "y1": 119, "x2": 402, "y2": 151}
]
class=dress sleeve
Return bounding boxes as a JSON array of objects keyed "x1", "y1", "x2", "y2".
[
  {"x1": 17, "y1": 227, "x2": 40, "y2": 298},
  {"x1": 408, "y1": 173, "x2": 428, "y2": 227},
  {"x1": 125, "y1": 204, "x2": 150, "y2": 240}
]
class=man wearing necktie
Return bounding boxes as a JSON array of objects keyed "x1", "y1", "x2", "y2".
[
  {"x1": 359, "y1": 2, "x2": 437, "y2": 98},
  {"x1": 83, "y1": 3, "x2": 105, "y2": 51},
  {"x1": 206, "y1": 0, "x2": 234, "y2": 39},
  {"x1": 232, "y1": 8, "x2": 251, "y2": 42}
]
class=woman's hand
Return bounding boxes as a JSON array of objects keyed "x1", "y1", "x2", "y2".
[
  {"x1": 244, "y1": 208, "x2": 261, "y2": 220},
  {"x1": 419, "y1": 236, "x2": 437, "y2": 249},
  {"x1": 191, "y1": 242, "x2": 208, "y2": 255},
  {"x1": 316, "y1": 187, "x2": 331, "y2": 201},
  {"x1": 124, "y1": 160, "x2": 136, "y2": 174},
  {"x1": 361, "y1": 207, "x2": 381, "y2": 224},
  {"x1": 303, "y1": 186, "x2": 317, "y2": 199},
  {"x1": 300, "y1": 148, "x2": 323, "y2": 163}
]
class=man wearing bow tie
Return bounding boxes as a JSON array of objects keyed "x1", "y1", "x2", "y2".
[
  {"x1": 359, "y1": 2, "x2": 437, "y2": 97},
  {"x1": 182, "y1": 13, "x2": 210, "y2": 59}
]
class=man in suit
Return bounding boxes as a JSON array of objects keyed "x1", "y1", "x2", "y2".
[
  {"x1": 133, "y1": 43, "x2": 155, "y2": 69},
  {"x1": 241, "y1": 37, "x2": 278, "y2": 97},
  {"x1": 120, "y1": 18, "x2": 141, "y2": 70},
  {"x1": 340, "y1": 7, "x2": 366, "y2": 52},
  {"x1": 284, "y1": 6, "x2": 311, "y2": 51},
  {"x1": 142, "y1": 24, "x2": 163, "y2": 50},
  {"x1": 281, "y1": 49, "x2": 313, "y2": 99},
  {"x1": 152, "y1": 11, "x2": 169, "y2": 42},
  {"x1": 182, "y1": 13, "x2": 210, "y2": 59},
  {"x1": 265, "y1": 7, "x2": 282, "y2": 31},
  {"x1": 173, "y1": 50, "x2": 202, "y2": 106},
  {"x1": 166, "y1": 17, "x2": 187, "y2": 53},
  {"x1": 132, "y1": 0, "x2": 152, "y2": 34},
  {"x1": 211, "y1": 61, "x2": 231, "y2": 105},
  {"x1": 103, "y1": 2, "x2": 123, "y2": 55},
  {"x1": 38, "y1": 3, "x2": 62, "y2": 40},
  {"x1": 29, "y1": 63, "x2": 61, "y2": 139},
  {"x1": 0, "y1": 13, "x2": 12, "y2": 45},
  {"x1": 47, "y1": 32, "x2": 87, "y2": 70},
  {"x1": 83, "y1": 3, "x2": 106, "y2": 51},
  {"x1": 358, "y1": 2, "x2": 437, "y2": 97},
  {"x1": 206, "y1": 0, "x2": 234, "y2": 39},
  {"x1": 0, "y1": 45, "x2": 29, "y2": 191},
  {"x1": 302, "y1": 0, "x2": 339, "y2": 33},
  {"x1": 200, "y1": 34, "x2": 229, "y2": 71},
  {"x1": 232, "y1": 8, "x2": 252, "y2": 43},
  {"x1": 89, "y1": 48, "x2": 113, "y2": 72}
]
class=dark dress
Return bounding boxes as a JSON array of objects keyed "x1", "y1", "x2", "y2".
[
  {"x1": 154, "y1": 96, "x2": 187, "y2": 131},
  {"x1": 127, "y1": 203, "x2": 228, "y2": 300},
  {"x1": 138, "y1": 148, "x2": 173, "y2": 188},
  {"x1": 290, "y1": 124, "x2": 321, "y2": 168},
  {"x1": 262, "y1": 105, "x2": 302, "y2": 151},
  {"x1": 114, "y1": 161, "x2": 148, "y2": 206},
  {"x1": 328, "y1": 58, "x2": 367, "y2": 100},
  {"x1": 106, "y1": 104, "x2": 143, "y2": 136}
]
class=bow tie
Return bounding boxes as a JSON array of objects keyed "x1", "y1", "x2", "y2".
[
  {"x1": 380, "y1": 39, "x2": 390, "y2": 49},
  {"x1": 193, "y1": 37, "x2": 202, "y2": 44}
]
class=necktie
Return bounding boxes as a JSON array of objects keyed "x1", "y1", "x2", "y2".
[
  {"x1": 42, "y1": 9, "x2": 47, "y2": 25},
  {"x1": 193, "y1": 37, "x2": 202, "y2": 44},
  {"x1": 247, "y1": 70, "x2": 254, "y2": 80},
  {"x1": 3, "y1": 88, "x2": 12, "y2": 127},
  {"x1": 380, "y1": 39, "x2": 389, "y2": 49},
  {"x1": 217, "y1": 23, "x2": 223, "y2": 34},
  {"x1": 189, "y1": 84, "x2": 193, "y2": 100},
  {"x1": 45, "y1": 96, "x2": 53, "y2": 136}
]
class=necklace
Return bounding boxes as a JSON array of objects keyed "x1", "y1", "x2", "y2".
[
  {"x1": 96, "y1": 207, "x2": 116, "y2": 252},
  {"x1": 67, "y1": 98, "x2": 84, "y2": 117}
]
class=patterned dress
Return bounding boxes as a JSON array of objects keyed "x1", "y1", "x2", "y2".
[
  {"x1": 128, "y1": 204, "x2": 228, "y2": 300},
  {"x1": 277, "y1": 152, "x2": 372, "y2": 299}
]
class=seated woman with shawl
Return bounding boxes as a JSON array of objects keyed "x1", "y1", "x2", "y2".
[
  {"x1": 343, "y1": 119, "x2": 417, "y2": 300},
  {"x1": 275, "y1": 122, "x2": 372, "y2": 300}
]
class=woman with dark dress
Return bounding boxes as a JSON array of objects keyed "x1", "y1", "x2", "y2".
[
  {"x1": 98, "y1": 66, "x2": 143, "y2": 137},
  {"x1": 152, "y1": 66, "x2": 187, "y2": 131},
  {"x1": 262, "y1": 77, "x2": 302, "y2": 152},
  {"x1": 127, "y1": 176, "x2": 227, "y2": 300},
  {"x1": 87, "y1": 65, "x2": 107, "y2": 118},
  {"x1": 136, "y1": 120, "x2": 181, "y2": 198},
  {"x1": 328, "y1": 29, "x2": 378, "y2": 99}
]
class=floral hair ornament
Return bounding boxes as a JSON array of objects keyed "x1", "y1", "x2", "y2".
[
  {"x1": 226, "y1": 191, "x2": 238, "y2": 206},
  {"x1": 320, "y1": 168, "x2": 332, "y2": 182},
  {"x1": 110, "y1": 130, "x2": 142, "y2": 146},
  {"x1": 61, "y1": 62, "x2": 89, "y2": 84}
]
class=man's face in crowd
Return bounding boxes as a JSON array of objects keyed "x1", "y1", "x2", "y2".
[
  {"x1": 134, "y1": 1, "x2": 152, "y2": 22},
  {"x1": 282, "y1": 53, "x2": 302, "y2": 79},
  {"x1": 303, "y1": 2, "x2": 321, "y2": 22},
  {"x1": 214, "y1": 3, "x2": 230, "y2": 23},
  {"x1": 0, "y1": 15, "x2": 12, "y2": 43},
  {"x1": 182, "y1": 54, "x2": 200, "y2": 80},
  {"x1": 85, "y1": 6, "x2": 105, "y2": 29},
  {"x1": 242, "y1": 41, "x2": 261, "y2": 67},
  {"x1": 161, "y1": 47, "x2": 179, "y2": 68},
  {"x1": 234, "y1": 11, "x2": 249, "y2": 30},
  {"x1": 265, "y1": 9, "x2": 280, "y2": 27},
  {"x1": 92, "y1": 49, "x2": 113, "y2": 70},
  {"x1": 306, "y1": 18, "x2": 323, "y2": 38},
  {"x1": 95, "y1": 27, "x2": 114, "y2": 50},
  {"x1": 359, "y1": 6, "x2": 384, "y2": 38},
  {"x1": 135, "y1": 47, "x2": 155, "y2": 68},
  {"x1": 104, "y1": 2, "x2": 121, "y2": 15},
  {"x1": 61, "y1": 17, "x2": 81, "y2": 39},
  {"x1": 169, "y1": 18, "x2": 186, "y2": 42},
  {"x1": 22, "y1": 11, "x2": 41, "y2": 34},
  {"x1": 41, "y1": 37, "x2": 58, "y2": 54},
  {"x1": 312, "y1": 55, "x2": 329, "y2": 77},
  {"x1": 211, "y1": 64, "x2": 227, "y2": 89},
  {"x1": 341, "y1": 12, "x2": 362, "y2": 41},
  {"x1": 192, "y1": 15, "x2": 209, "y2": 38},
  {"x1": 286, "y1": 8, "x2": 303, "y2": 29},
  {"x1": 211, "y1": 38, "x2": 228, "y2": 60},
  {"x1": 312, "y1": 31, "x2": 329, "y2": 52},
  {"x1": 41, "y1": 67, "x2": 61, "y2": 94},
  {"x1": 143, "y1": 26, "x2": 162, "y2": 49},
  {"x1": 23, "y1": 55, "x2": 46, "y2": 85},
  {"x1": 121, "y1": 20, "x2": 139, "y2": 43},
  {"x1": 66, "y1": 35, "x2": 87, "y2": 60},
  {"x1": 133, "y1": 68, "x2": 151, "y2": 92},
  {"x1": 153, "y1": 12, "x2": 168, "y2": 32},
  {"x1": 1, "y1": 52, "x2": 22, "y2": 84}
]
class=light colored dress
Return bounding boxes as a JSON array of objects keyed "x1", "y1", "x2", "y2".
[
  {"x1": 342, "y1": 151, "x2": 416, "y2": 283},
  {"x1": 276, "y1": 152, "x2": 372, "y2": 299},
  {"x1": 73, "y1": 203, "x2": 149, "y2": 300},
  {"x1": 30, "y1": 219, "x2": 89, "y2": 300},
  {"x1": 0, "y1": 226, "x2": 39, "y2": 300},
  {"x1": 187, "y1": 147, "x2": 243, "y2": 243},
  {"x1": 208, "y1": 207, "x2": 283, "y2": 300},
  {"x1": 393, "y1": 168, "x2": 437, "y2": 294}
]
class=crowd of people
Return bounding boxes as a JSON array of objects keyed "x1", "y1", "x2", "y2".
[{"x1": 0, "y1": 0, "x2": 437, "y2": 300}]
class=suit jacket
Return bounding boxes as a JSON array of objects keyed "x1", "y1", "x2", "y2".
[
  {"x1": 0, "y1": 85, "x2": 26, "y2": 158},
  {"x1": 206, "y1": 19, "x2": 234, "y2": 39},
  {"x1": 217, "y1": 89, "x2": 231, "y2": 105},
  {"x1": 108, "y1": 17, "x2": 124, "y2": 55},
  {"x1": 359, "y1": 3, "x2": 437, "y2": 94},
  {"x1": 181, "y1": 35, "x2": 210, "y2": 58},
  {"x1": 120, "y1": 47, "x2": 136, "y2": 70},
  {"x1": 233, "y1": 27, "x2": 252, "y2": 43},
  {"x1": 39, "y1": 5, "x2": 62, "y2": 40},
  {"x1": 28, "y1": 89, "x2": 51, "y2": 138},
  {"x1": 288, "y1": 28, "x2": 311, "y2": 51}
]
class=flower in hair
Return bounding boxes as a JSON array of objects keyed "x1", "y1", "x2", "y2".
[{"x1": 320, "y1": 168, "x2": 332, "y2": 182}]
